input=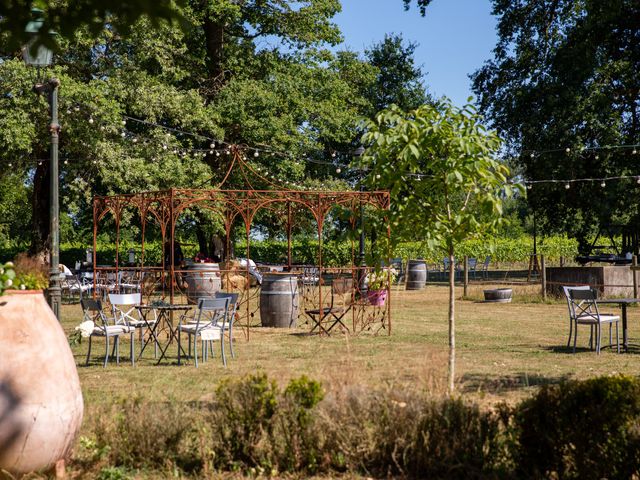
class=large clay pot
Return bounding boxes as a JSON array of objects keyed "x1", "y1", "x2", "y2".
[{"x1": 0, "y1": 290, "x2": 84, "y2": 474}]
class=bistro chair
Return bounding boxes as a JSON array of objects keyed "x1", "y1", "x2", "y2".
[
  {"x1": 481, "y1": 256, "x2": 491, "y2": 279},
  {"x1": 562, "y1": 285, "x2": 592, "y2": 348},
  {"x1": 178, "y1": 297, "x2": 229, "y2": 367},
  {"x1": 568, "y1": 288, "x2": 620, "y2": 354},
  {"x1": 305, "y1": 277, "x2": 354, "y2": 335},
  {"x1": 109, "y1": 293, "x2": 156, "y2": 355},
  {"x1": 61, "y1": 274, "x2": 92, "y2": 304},
  {"x1": 80, "y1": 298, "x2": 135, "y2": 367},
  {"x1": 214, "y1": 291, "x2": 240, "y2": 358}
]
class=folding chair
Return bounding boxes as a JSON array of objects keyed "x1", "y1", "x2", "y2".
[{"x1": 305, "y1": 277, "x2": 353, "y2": 335}]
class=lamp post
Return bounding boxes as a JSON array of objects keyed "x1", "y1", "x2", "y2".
[
  {"x1": 353, "y1": 146, "x2": 367, "y2": 296},
  {"x1": 23, "y1": 10, "x2": 61, "y2": 320}
]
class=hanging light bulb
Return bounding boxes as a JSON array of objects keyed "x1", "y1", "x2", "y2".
[
  {"x1": 63, "y1": 159, "x2": 68, "y2": 165},
  {"x1": 38, "y1": 160, "x2": 43, "y2": 166},
  {"x1": 216, "y1": 151, "x2": 220, "y2": 157},
  {"x1": 254, "y1": 151, "x2": 259, "y2": 157},
  {"x1": 202, "y1": 152, "x2": 207, "y2": 157},
  {"x1": 331, "y1": 152, "x2": 336, "y2": 158},
  {"x1": 162, "y1": 144, "x2": 168, "y2": 150},
  {"x1": 526, "y1": 184, "x2": 533, "y2": 190},
  {"x1": 93, "y1": 159, "x2": 97, "y2": 164},
  {"x1": 565, "y1": 147, "x2": 571, "y2": 154},
  {"x1": 376, "y1": 174, "x2": 381, "y2": 179},
  {"x1": 636, "y1": 176, "x2": 640, "y2": 184},
  {"x1": 132, "y1": 138, "x2": 138, "y2": 143},
  {"x1": 633, "y1": 149, "x2": 638, "y2": 155},
  {"x1": 100, "y1": 125, "x2": 105, "y2": 131},
  {"x1": 120, "y1": 131, "x2": 126, "y2": 138},
  {"x1": 73, "y1": 106, "x2": 80, "y2": 112},
  {"x1": 210, "y1": 142, "x2": 215, "y2": 149},
  {"x1": 88, "y1": 117, "x2": 94, "y2": 124},
  {"x1": 336, "y1": 167, "x2": 341, "y2": 174},
  {"x1": 601, "y1": 180, "x2": 606, "y2": 187},
  {"x1": 565, "y1": 183, "x2": 571, "y2": 189},
  {"x1": 121, "y1": 120, "x2": 126, "y2": 126},
  {"x1": 8, "y1": 162, "x2": 12, "y2": 167},
  {"x1": 595, "y1": 154, "x2": 599, "y2": 160},
  {"x1": 530, "y1": 152, "x2": 535, "y2": 158}
]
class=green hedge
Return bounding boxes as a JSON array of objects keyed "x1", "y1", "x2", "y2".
[{"x1": 0, "y1": 235, "x2": 579, "y2": 267}]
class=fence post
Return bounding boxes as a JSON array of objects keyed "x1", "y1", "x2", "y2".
[
  {"x1": 633, "y1": 255, "x2": 638, "y2": 299},
  {"x1": 463, "y1": 255, "x2": 469, "y2": 297},
  {"x1": 541, "y1": 255, "x2": 547, "y2": 301}
]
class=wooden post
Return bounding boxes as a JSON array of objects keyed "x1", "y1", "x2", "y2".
[
  {"x1": 541, "y1": 255, "x2": 547, "y2": 301},
  {"x1": 463, "y1": 255, "x2": 469, "y2": 297},
  {"x1": 633, "y1": 255, "x2": 638, "y2": 299}
]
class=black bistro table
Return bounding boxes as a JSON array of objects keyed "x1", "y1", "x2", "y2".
[
  {"x1": 136, "y1": 304, "x2": 193, "y2": 364},
  {"x1": 596, "y1": 298, "x2": 640, "y2": 351}
]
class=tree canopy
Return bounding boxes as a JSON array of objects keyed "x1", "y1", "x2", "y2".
[
  {"x1": 472, "y1": 0, "x2": 640, "y2": 251},
  {"x1": 0, "y1": 1, "x2": 429, "y2": 256}
]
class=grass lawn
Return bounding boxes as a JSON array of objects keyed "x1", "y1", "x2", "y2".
[{"x1": 61, "y1": 282, "x2": 640, "y2": 408}]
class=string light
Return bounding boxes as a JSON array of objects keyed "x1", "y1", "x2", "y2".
[
  {"x1": 601, "y1": 180, "x2": 606, "y2": 187},
  {"x1": 565, "y1": 183, "x2": 570, "y2": 189},
  {"x1": 88, "y1": 117, "x2": 94, "y2": 124}
]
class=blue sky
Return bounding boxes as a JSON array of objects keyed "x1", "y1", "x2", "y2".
[{"x1": 334, "y1": 0, "x2": 498, "y2": 106}]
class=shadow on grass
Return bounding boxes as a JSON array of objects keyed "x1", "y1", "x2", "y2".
[
  {"x1": 542, "y1": 344, "x2": 630, "y2": 354},
  {"x1": 459, "y1": 371, "x2": 570, "y2": 394}
]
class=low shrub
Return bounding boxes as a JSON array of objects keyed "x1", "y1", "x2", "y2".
[
  {"x1": 75, "y1": 375, "x2": 640, "y2": 479},
  {"x1": 514, "y1": 375, "x2": 640, "y2": 479}
]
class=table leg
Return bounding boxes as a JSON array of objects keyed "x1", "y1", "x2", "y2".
[
  {"x1": 138, "y1": 310, "x2": 164, "y2": 360},
  {"x1": 623, "y1": 304, "x2": 628, "y2": 352}
]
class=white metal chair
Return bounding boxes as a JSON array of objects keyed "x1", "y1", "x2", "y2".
[
  {"x1": 109, "y1": 293, "x2": 156, "y2": 356},
  {"x1": 61, "y1": 274, "x2": 92, "y2": 303},
  {"x1": 214, "y1": 291, "x2": 239, "y2": 358},
  {"x1": 80, "y1": 298, "x2": 135, "y2": 367},
  {"x1": 568, "y1": 288, "x2": 620, "y2": 354},
  {"x1": 178, "y1": 297, "x2": 229, "y2": 367}
]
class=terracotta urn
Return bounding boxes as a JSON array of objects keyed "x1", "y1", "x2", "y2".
[{"x1": 0, "y1": 290, "x2": 84, "y2": 474}]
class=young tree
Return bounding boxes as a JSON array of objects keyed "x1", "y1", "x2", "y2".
[{"x1": 359, "y1": 100, "x2": 518, "y2": 392}]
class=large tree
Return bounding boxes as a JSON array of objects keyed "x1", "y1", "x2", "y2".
[
  {"x1": 365, "y1": 33, "x2": 429, "y2": 114},
  {"x1": 472, "y1": 0, "x2": 640, "y2": 252},
  {"x1": 0, "y1": 1, "x2": 380, "y2": 257}
]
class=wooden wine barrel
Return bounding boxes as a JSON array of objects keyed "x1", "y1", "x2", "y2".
[
  {"x1": 406, "y1": 260, "x2": 427, "y2": 290},
  {"x1": 483, "y1": 288, "x2": 513, "y2": 303},
  {"x1": 260, "y1": 274, "x2": 299, "y2": 328},
  {"x1": 185, "y1": 263, "x2": 221, "y2": 304}
]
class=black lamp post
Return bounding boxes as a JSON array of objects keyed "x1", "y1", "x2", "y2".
[
  {"x1": 23, "y1": 10, "x2": 61, "y2": 320},
  {"x1": 353, "y1": 146, "x2": 367, "y2": 295}
]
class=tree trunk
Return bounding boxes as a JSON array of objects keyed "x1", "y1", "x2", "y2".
[
  {"x1": 203, "y1": 15, "x2": 225, "y2": 90},
  {"x1": 447, "y1": 251, "x2": 456, "y2": 394},
  {"x1": 29, "y1": 162, "x2": 50, "y2": 259}
]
